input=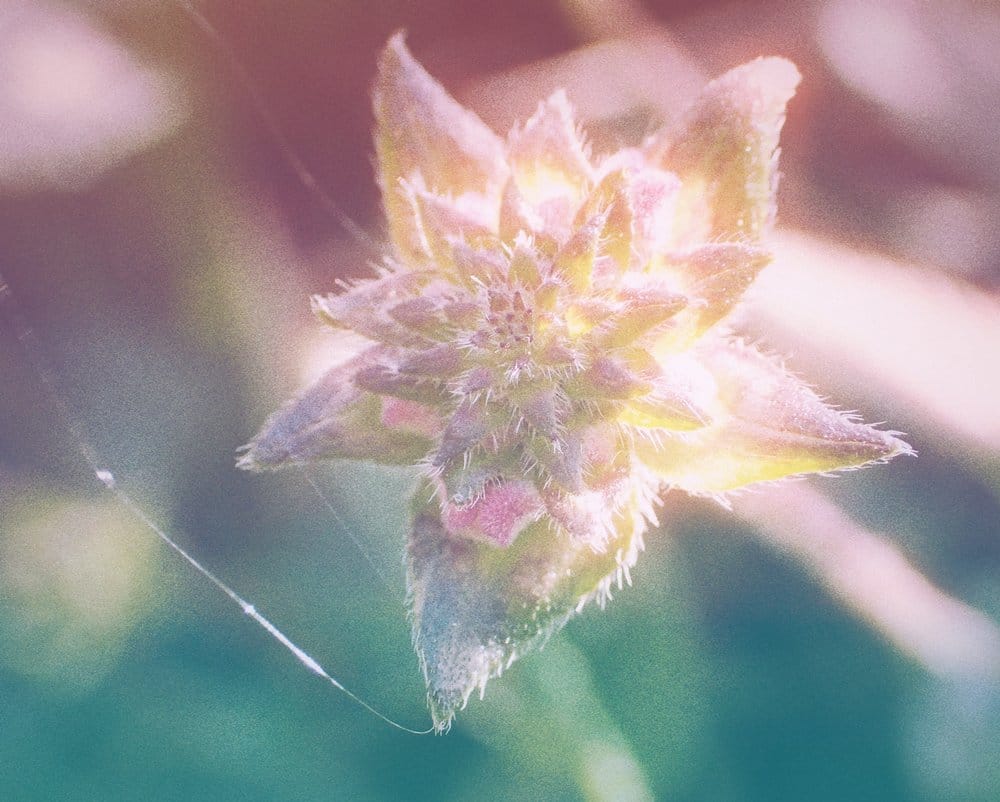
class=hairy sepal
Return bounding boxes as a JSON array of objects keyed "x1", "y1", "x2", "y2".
[
  {"x1": 407, "y1": 484, "x2": 645, "y2": 732},
  {"x1": 238, "y1": 349, "x2": 437, "y2": 470}
]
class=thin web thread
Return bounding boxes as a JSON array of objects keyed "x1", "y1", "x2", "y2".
[
  {"x1": 174, "y1": 0, "x2": 402, "y2": 592},
  {"x1": 300, "y1": 468, "x2": 401, "y2": 599},
  {"x1": 173, "y1": 0, "x2": 382, "y2": 257},
  {"x1": 0, "y1": 270, "x2": 431, "y2": 735}
]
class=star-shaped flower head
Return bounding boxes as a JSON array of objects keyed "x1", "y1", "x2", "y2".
[{"x1": 239, "y1": 35, "x2": 911, "y2": 732}]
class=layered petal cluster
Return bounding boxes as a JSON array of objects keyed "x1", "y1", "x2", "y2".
[{"x1": 240, "y1": 35, "x2": 911, "y2": 731}]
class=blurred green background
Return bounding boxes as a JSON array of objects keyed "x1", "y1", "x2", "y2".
[{"x1": 2, "y1": 1, "x2": 999, "y2": 800}]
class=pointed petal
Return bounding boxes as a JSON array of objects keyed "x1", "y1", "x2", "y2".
[
  {"x1": 618, "y1": 394, "x2": 707, "y2": 431},
  {"x1": 551, "y1": 210, "x2": 606, "y2": 293},
  {"x1": 564, "y1": 297, "x2": 616, "y2": 339},
  {"x1": 623, "y1": 166, "x2": 681, "y2": 262},
  {"x1": 407, "y1": 486, "x2": 645, "y2": 732},
  {"x1": 354, "y1": 361, "x2": 449, "y2": 406},
  {"x1": 506, "y1": 90, "x2": 594, "y2": 237},
  {"x1": 515, "y1": 386, "x2": 564, "y2": 439},
  {"x1": 508, "y1": 91, "x2": 592, "y2": 189},
  {"x1": 398, "y1": 343, "x2": 467, "y2": 378},
  {"x1": 507, "y1": 233, "x2": 543, "y2": 288},
  {"x1": 572, "y1": 163, "x2": 679, "y2": 278},
  {"x1": 450, "y1": 240, "x2": 507, "y2": 289},
  {"x1": 432, "y1": 396, "x2": 492, "y2": 470},
  {"x1": 408, "y1": 182, "x2": 499, "y2": 269},
  {"x1": 387, "y1": 296, "x2": 453, "y2": 339},
  {"x1": 618, "y1": 360, "x2": 714, "y2": 431},
  {"x1": 375, "y1": 34, "x2": 508, "y2": 194},
  {"x1": 680, "y1": 242, "x2": 772, "y2": 321},
  {"x1": 311, "y1": 271, "x2": 434, "y2": 347},
  {"x1": 593, "y1": 154, "x2": 681, "y2": 263},
  {"x1": 532, "y1": 433, "x2": 585, "y2": 493},
  {"x1": 237, "y1": 349, "x2": 436, "y2": 470},
  {"x1": 636, "y1": 341, "x2": 912, "y2": 491},
  {"x1": 573, "y1": 354, "x2": 652, "y2": 399},
  {"x1": 597, "y1": 286, "x2": 687, "y2": 348},
  {"x1": 575, "y1": 169, "x2": 633, "y2": 273},
  {"x1": 375, "y1": 34, "x2": 508, "y2": 259},
  {"x1": 653, "y1": 242, "x2": 772, "y2": 351},
  {"x1": 649, "y1": 57, "x2": 800, "y2": 242}
]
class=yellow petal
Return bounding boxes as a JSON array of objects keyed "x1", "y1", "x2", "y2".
[
  {"x1": 375, "y1": 34, "x2": 508, "y2": 260},
  {"x1": 507, "y1": 90, "x2": 593, "y2": 222},
  {"x1": 649, "y1": 57, "x2": 800, "y2": 243},
  {"x1": 637, "y1": 341, "x2": 912, "y2": 491}
]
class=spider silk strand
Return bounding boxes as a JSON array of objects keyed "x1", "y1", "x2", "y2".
[{"x1": 0, "y1": 269, "x2": 431, "y2": 735}]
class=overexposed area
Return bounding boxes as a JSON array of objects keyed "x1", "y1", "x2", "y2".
[{"x1": 1, "y1": 2, "x2": 998, "y2": 800}]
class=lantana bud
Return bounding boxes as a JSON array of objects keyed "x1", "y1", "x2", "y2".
[{"x1": 240, "y1": 35, "x2": 911, "y2": 732}]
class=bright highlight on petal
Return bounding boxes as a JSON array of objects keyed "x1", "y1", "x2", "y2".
[{"x1": 241, "y1": 37, "x2": 908, "y2": 732}]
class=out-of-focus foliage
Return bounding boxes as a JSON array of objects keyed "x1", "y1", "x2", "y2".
[{"x1": 1, "y1": 1, "x2": 998, "y2": 800}]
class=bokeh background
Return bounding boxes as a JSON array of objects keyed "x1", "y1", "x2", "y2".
[{"x1": 2, "y1": 1, "x2": 1000, "y2": 800}]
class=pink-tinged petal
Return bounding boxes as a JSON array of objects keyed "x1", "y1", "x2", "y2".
[
  {"x1": 311, "y1": 270, "x2": 434, "y2": 347},
  {"x1": 380, "y1": 397, "x2": 443, "y2": 439},
  {"x1": 441, "y1": 479, "x2": 544, "y2": 547},
  {"x1": 648, "y1": 57, "x2": 800, "y2": 243},
  {"x1": 636, "y1": 340, "x2": 912, "y2": 492},
  {"x1": 623, "y1": 167, "x2": 681, "y2": 262},
  {"x1": 237, "y1": 348, "x2": 435, "y2": 470},
  {"x1": 375, "y1": 34, "x2": 508, "y2": 260},
  {"x1": 594, "y1": 151, "x2": 682, "y2": 263},
  {"x1": 353, "y1": 361, "x2": 449, "y2": 406}
]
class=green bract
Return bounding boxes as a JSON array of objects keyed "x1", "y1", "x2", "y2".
[{"x1": 240, "y1": 35, "x2": 911, "y2": 732}]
